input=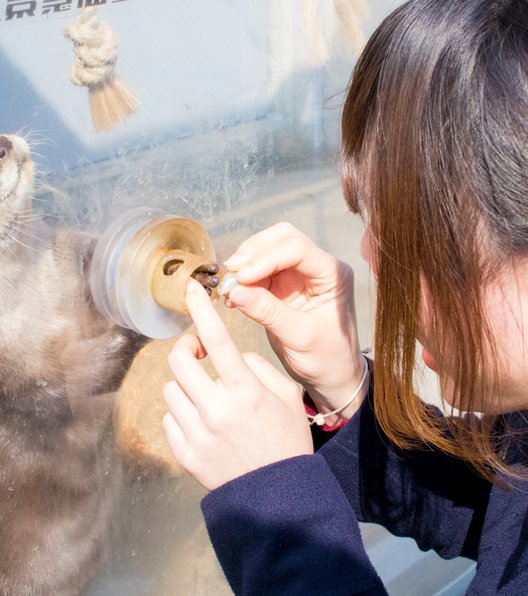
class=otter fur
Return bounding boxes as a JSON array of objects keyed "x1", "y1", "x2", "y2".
[{"x1": 0, "y1": 134, "x2": 148, "y2": 595}]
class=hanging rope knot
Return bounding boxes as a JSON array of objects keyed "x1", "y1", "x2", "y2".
[
  {"x1": 64, "y1": 7, "x2": 139, "y2": 131},
  {"x1": 65, "y1": 8, "x2": 118, "y2": 87}
]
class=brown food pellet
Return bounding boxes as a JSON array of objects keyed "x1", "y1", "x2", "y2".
[
  {"x1": 163, "y1": 259, "x2": 220, "y2": 294},
  {"x1": 195, "y1": 263, "x2": 220, "y2": 275},
  {"x1": 193, "y1": 273, "x2": 219, "y2": 288}
]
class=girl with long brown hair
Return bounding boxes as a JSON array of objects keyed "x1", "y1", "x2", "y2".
[{"x1": 162, "y1": 0, "x2": 528, "y2": 593}]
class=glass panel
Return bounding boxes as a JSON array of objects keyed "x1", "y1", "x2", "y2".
[{"x1": 0, "y1": 1, "x2": 475, "y2": 593}]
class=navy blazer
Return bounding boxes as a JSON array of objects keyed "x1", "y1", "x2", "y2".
[{"x1": 201, "y1": 389, "x2": 528, "y2": 594}]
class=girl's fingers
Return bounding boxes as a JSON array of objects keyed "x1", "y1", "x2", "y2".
[
  {"x1": 168, "y1": 334, "x2": 216, "y2": 402},
  {"x1": 224, "y1": 223, "x2": 335, "y2": 285},
  {"x1": 163, "y1": 380, "x2": 200, "y2": 435},
  {"x1": 162, "y1": 412, "x2": 186, "y2": 462},
  {"x1": 184, "y1": 280, "x2": 255, "y2": 389},
  {"x1": 234, "y1": 237, "x2": 317, "y2": 284},
  {"x1": 228, "y1": 284, "x2": 309, "y2": 345},
  {"x1": 224, "y1": 222, "x2": 311, "y2": 269},
  {"x1": 223, "y1": 222, "x2": 300, "y2": 268},
  {"x1": 242, "y1": 352, "x2": 300, "y2": 400}
]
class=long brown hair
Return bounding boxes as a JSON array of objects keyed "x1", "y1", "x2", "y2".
[{"x1": 341, "y1": 0, "x2": 528, "y2": 481}]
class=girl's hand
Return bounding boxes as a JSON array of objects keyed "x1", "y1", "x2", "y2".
[
  {"x1": 163, "y1": 279, "x2": 313, "y2": 491},
  {"x1": 222, "y1": 222, "x2": 366, "y2": 419}
]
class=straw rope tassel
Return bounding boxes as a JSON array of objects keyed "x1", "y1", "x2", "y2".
[
  {"x1": 334, "y1": 0, "x2": 368, "y2": 54},
  {"x1": 304, "y1": 0, "x2": 329, "y2": 66},
  {"x1": 304, "y1": 0, "x2": 368, "y2": 65},
  {"x1": 64, "y1": 8, "x2": 139, "y2": 132}
]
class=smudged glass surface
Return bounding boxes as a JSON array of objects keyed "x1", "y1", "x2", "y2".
[{"x1": 0, "y1": 1, "x2": 474, "y2": 594}]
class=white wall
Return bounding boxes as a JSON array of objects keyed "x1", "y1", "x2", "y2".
[{"x1": 0, "y1": 0, "x2": 270, "y2": 168}]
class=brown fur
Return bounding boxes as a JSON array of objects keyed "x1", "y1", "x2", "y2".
[{"x1": 0, "y1": 135, "x2": 148, "y2": 594}]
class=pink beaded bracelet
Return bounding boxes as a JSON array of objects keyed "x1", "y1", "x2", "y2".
[{"x1": 305, "y1": 356, "x2": 369, "y2": 427}]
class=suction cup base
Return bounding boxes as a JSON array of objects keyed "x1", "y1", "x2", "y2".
[{"x1": 90, "y1": 208, "x2": 217, "y2": 339}]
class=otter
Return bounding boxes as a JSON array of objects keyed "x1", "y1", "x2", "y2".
[{"x1": 0, "y1": 134, "x2": 149, "y2": 595}]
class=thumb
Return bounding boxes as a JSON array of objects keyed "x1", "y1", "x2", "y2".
[{"x1": 228, "y1": 284, "x2": 305, "y2": 343}]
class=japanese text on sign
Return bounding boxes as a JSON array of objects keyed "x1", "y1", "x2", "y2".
[{"x1": 1, "y1": 0, "x2": 128, "y2": 23}]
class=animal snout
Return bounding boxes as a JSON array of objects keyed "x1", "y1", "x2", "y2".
[{"x1": 0, "y1": 136, "x2": 13, "y2": 160}]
